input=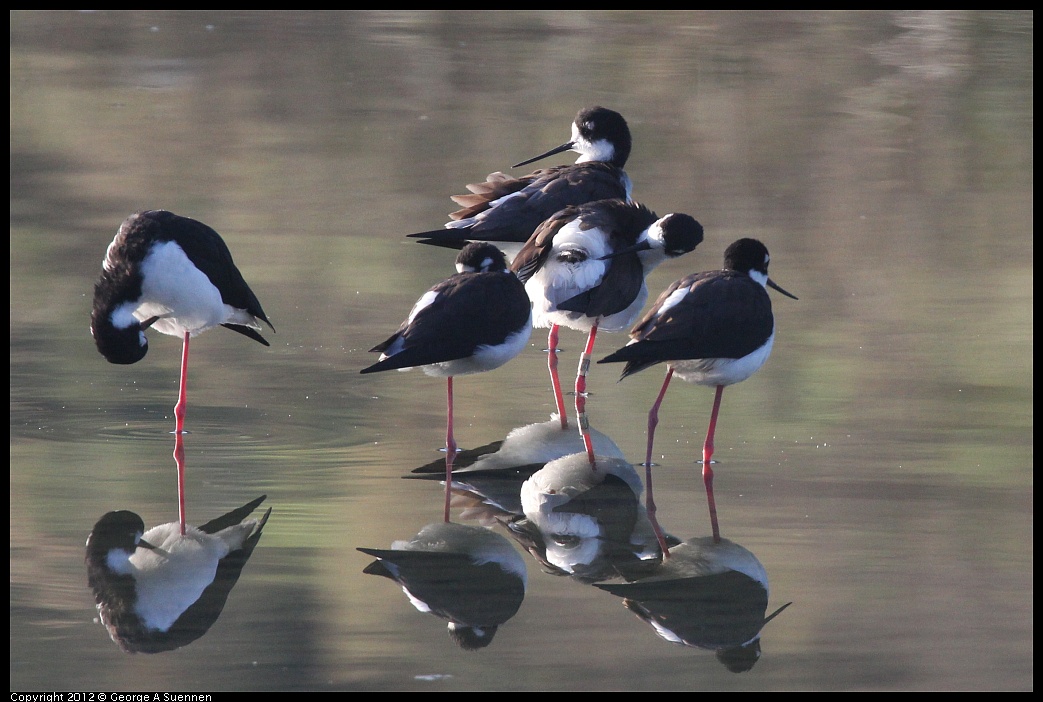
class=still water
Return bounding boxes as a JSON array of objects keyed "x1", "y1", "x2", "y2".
[{"x1": 10, "y1": 11, "x2": 1032, "y2": 691}]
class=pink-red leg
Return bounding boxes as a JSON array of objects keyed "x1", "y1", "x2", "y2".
[
  {"x1": 444, "y1": 376, "x2": 457, "y2": 523},
  {"x1": 574, "y1": 324, "x2": 599, "y2": 469},
  {"x1": 173, "y1": 431, "x2": 187, "y2": 535},
  {"x1": 702, "y1": 384, "x2": 724, "y2": 543},
  {"x1": 644, "y1": 368, "x2": 674, "y2": 558},
  {"x1": 645, "y1": 368, "x2": 674, "y2": 468},
  {"x1": 173, "y1": 331, "x2": 190, "y2": 435},
  {"x1": 546, "y1": 325, "x2": 568, "y2": 429}
]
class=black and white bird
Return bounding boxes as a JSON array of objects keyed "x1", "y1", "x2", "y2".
[
  {"x1": 358, "y1": 522, "x2": 527, "y2": 650},
  {"x1": 598, "y1": 238, "x2": 797, "y2": 541},
  {"x1": 593, "y1": 536, "x2": 791, "y2": 672},
  {"x1": 90, "y1": 210, "x2": 274, "y2": 434},
  {"x1": 511, "y1": 199, "x2": 703, "y2": 431},
  {"x1": 360, "y1": 242, "x2": 532, "y2": 520},
  {"x1": 85, "y1": 496, "x2": 271, "y2": 654},
  {"x1": 510, "y1": 452, "x2": 670, "y2": 579},
  {"x1": 409, "y1": 106, "x2": 633, "y2": 252},
  {"x1": 409, "y1": 413, "x2": 628, "y2": 521}
]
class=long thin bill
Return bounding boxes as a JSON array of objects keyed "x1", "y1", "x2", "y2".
[
  {"x1": 512, "y1": 141, "x2": 574, "y2": 169},
  {"x1": 599, "y1": 240, "x2": 652, "y2": 260},
  {"x1": 767, "y1": 278, "x2": 799, "y2": 300}
]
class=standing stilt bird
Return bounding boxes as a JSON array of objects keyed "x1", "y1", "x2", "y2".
[
  {"x1": 598, "y1": 238, "x2": 797, "y2": 542},
  {"x1": 90, "y1": 210, "x2": 274, "y2": 435},
  {"x1": 360, "y1": 242, "x2": 532, "y2": 521},
  {"x1": 511, "y1": 199, "x2": 703, "y2": 451},
  {"x1": 409, "y1": 106, "x2": 633, "y2": 251}
]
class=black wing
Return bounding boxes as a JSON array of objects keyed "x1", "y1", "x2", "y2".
[{"x1": 361, "y1": 272, "x2": 530, "y2": 373}]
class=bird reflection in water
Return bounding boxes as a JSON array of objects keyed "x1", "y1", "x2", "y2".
[
  {"x1": 358, "y1": 522, "x2": 527, "y2": 650},
  {"x1": 408, "y1": 413, "x2": 626, "y2": 522},
  {"x1": 594, "y1": 536, "x2": 791, "y2": 672},
  {"x1": 85, "y1": 495, "x2": 270, "y2": 654},
  {"x1": 504, "y1": 453, "x2": 675, "y2": 582}
]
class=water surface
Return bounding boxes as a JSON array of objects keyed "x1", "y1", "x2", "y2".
[{"x1": 10, "y1": 10, "x2": 1033, "y2": 691}]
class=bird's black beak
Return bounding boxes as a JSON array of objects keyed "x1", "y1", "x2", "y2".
[
  {"x1": 762, "y1": 601, "x2": 793, "y2": 626},
  {"x1": 137, "y1": 537, "x2": 157, "y2": 551},
  {"x1": 768, "y1": 279, "x2": 798, "y2": 300},
  {"x1": 139, "y1": 316, "x2": 160, "y2": 331},
  {"x1": 512, "y1": 141, "x2": 576, "y2": 169},
  {"x1": 599, "y1": 240, "x2": 652, "y2": 260}
]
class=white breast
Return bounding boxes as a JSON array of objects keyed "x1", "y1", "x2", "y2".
[
  {"x1": 526, "y1": 222, "x2": 614, "y2": 331},
  {"x1": 135, "y1": 241, "x2": 229, "y2": 337}
]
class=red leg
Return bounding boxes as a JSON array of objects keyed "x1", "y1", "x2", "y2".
[
  {"x1": 645, "y1": 368, "x2": 674, "y2": 468},
  {"x1": 643, "y1": 368, "x2": 674, "y2": 558},
  {"x1": 173, "y1": 430, "x2": 187, "y2": 536},
  {"x1": 547, "y1": 325, "x2": 568, "y2": 429},
  {"x1": 574, "y1": 324, "x2": 599, "y2": 469},
  {"x1": 574, "y1": 324, "x2": 598, "y2": 400},
  {"x1": 173, "y1": 331, "x2": 190, "y2": 435},
  {"x1": 444, "y1": 376, "x2": 457, "y2": 523},
  {"x1": 702, "y1": 385, "x2": 724, "y2": 543}
]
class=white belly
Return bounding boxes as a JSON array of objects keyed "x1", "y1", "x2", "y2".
[
  {"x1": 420, "y1": 319, "x2": 533, "y2": 378},
  {"x1": 134, "y1": 241, "x2": 233, "y2": 337},
  {"x1": 670, "y1": 332, "x2": 774, "y2": 387}
]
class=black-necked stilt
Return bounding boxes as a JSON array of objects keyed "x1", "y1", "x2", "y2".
[
  {"x1": 90, "y1": 210, "x2": 274, "y2": 435},
  {"x1": 358, "y1": 522, "x2": 527, "y2": 650},
  {"x1": 593, "y1": 536, "x2": 791, "y2": 672},
  {"x1": 510, "y1": 199, "x2": 703, "y2": 445},
  {"x1": 409, "y1": 106, "x2": 633, "y2": 251},
  {"x1": 598, "y1": 238, "x2": 797, "y2": 542},
  {"x1": 360, "y1": 242, "x2": 532, "y2": 521},
  {"x1": 85, "y1": 495, "x2": 270, "y2": 654}
]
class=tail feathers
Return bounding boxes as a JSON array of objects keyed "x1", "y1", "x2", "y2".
[
  {"x1": 361, "y1": 346, "x2": 466, "y2": 374},
  {"x1": 597, "y1": 349, "x2": 660, "y2": 380},
  {"x1": 198, "y1": 495, "x2": 268, "y2": 534},
  {"x1": 618, "y1": 359, "x2": 660, "y2": 380},
  {"x1": 412, "y1": 237, "x2": 470, "y2": 250},
  {"x1": 407, "y1": 227, "x2": 475, "y2": 249},
  {"x1": 222, "y1": 324, "x2": 271, "y2": 346}
]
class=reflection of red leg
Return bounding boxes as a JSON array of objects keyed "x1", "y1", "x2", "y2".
[
  {"x1": 174, "y1": 431, "x2": 187, "y2": 536},
  {"x1": 574, "y1": 325, "x2": 599, "y2": 469},
  {"x1": 547, "y1": 325, "x2": 567, "y2": 429},
  {"x1": 645, "y1": 368, "x2": 674, "y2": 468},
  {"x1": 444, "y1": 377, "x2": 457, "y2": 523},
  {"x1": 174, "y1": 332, "x2": 190, "y2": 435},
  {"x1": 703, "y1": 385, "x2": 724, "y2": 543}
]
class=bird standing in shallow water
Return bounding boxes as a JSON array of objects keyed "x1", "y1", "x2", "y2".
[
  {"x1": 599, "y1": 238, "x2": 797, "y2": 544},
  {"x1": 409, "y1": 106, "x2": 633, "y2": 252},
  {"x1": 511, "y1": 198, "x2": 703, "y2": 462},
  {"x1": 361, "y1": 242, "x2": 532, "y2": 521},
  {"x1": 90, "y1": 210, "x2": 274, "y2": 436},
  {"x1": 85, "y1": 496, "x2": 270, "y2": 654}
]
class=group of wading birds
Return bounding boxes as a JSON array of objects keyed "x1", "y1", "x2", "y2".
[{"x1": 85, "y1": 106, "x2": 796, "y2": 653}]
